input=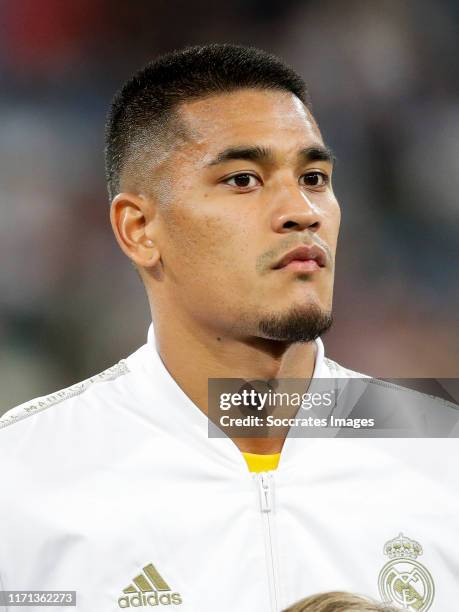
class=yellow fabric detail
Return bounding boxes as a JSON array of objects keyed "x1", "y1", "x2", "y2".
[{"x1": 242, "y1": 452, "x2": 281, "y2": 472}]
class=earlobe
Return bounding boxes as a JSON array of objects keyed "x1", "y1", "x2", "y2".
[{"x1": 110, "y1": 192, "x2": 161, "y2": 268}]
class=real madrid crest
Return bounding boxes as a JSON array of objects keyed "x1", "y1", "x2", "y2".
[{"x1": 378, "y1": 533, "x2": 435, "y2": 611}]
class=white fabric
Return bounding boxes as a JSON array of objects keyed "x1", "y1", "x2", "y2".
[{"x1": 0, "y1": 325, "x2": 457, "y2": 611}]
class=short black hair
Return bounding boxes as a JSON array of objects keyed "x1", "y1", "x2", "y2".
[{"x1": 104, "y1": 44, "x2": 311, "y2": 200}]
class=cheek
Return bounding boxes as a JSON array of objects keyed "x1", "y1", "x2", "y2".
[
  {"x1": 322, "y1": 198, "x2": 341, "y2": 255},
  {"x1": 161, "y1": 202, "x2": 254, "y2": 284}
]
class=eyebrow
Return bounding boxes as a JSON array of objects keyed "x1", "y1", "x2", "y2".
[{"x1": 206, "y1": 144, "x2": 335, "y2": 167}]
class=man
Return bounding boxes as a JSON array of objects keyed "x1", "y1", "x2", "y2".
[{"x1": 0, "y1": 45, "x2": 457, "y2": 612}]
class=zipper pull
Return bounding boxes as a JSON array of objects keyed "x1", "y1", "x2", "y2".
[{"x1": 258, "y1": 472, "x2": 273, "y2": 513}]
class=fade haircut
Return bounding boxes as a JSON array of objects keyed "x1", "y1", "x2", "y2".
[{"x1": 104, "y1": 44, "x2": 311, "y2": 201}]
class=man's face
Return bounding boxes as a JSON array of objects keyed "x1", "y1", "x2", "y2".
[{"x1": 149, "y1": 89, "x2": 341, "y2": 342}]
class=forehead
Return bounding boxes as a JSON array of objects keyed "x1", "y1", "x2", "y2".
[{"x1": 176, "y1": 89, "x2": 324, "y2": 160}]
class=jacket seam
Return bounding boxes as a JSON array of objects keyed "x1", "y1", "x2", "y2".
[{"x1": 0, "y1": 360, "x2": 130, "y2": 431}]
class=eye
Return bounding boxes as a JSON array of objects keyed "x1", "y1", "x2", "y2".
[
  {"x1": 224, "y1": 173, "x2": 260, "y2": 189},
  {"x1": 300, "y1": 172, "x2": 329, "y2": 188}
]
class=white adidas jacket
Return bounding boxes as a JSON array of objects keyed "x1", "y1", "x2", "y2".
[{"x1": 0, "y1": 325, "x2": 458, "y2": 612}]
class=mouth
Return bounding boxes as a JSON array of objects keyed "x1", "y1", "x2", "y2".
[{"x1": 272, "y1": 245, "x2": 327, "y2": 273}]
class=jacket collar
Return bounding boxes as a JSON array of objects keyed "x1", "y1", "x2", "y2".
[{"x1": 136, "y1": 323, "x2": 331, "y2": 472}]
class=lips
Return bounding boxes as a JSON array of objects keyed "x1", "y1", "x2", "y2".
[{"x1": 272, "y1": 245, "x2": 327, "y2": 270}]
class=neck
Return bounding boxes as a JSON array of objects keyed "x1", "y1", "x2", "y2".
[{"x1": 151, "y1": 309, "x2": 318, "y2": 454}]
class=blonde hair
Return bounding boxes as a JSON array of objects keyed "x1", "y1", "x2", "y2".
[{"x1": 282, "y1": 591, "x2": 398, "y2": 612}]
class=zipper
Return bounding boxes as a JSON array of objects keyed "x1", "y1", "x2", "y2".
[{"x1": 256, "y1": 471, "x2": 280, "y2": 612}]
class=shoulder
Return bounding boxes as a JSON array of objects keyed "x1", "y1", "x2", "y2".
[
  {"x1": 0, "y1": 345, "x2": 155, "y2": 507},
  {"x1": 0, "y1": 347, "x2": 154, "y2": 526},
  {"x1": 0, "y1": 337, "x2": 155, "y2": 435},
  {"x1": 322, "y1": 355, "x2": 458, "y2": 437},
  {"x1": 0, "y1": 359, "x2": 131, "y2": 433}
]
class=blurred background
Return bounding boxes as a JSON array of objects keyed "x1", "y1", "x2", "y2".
[{"x1": 1, "y1": 0, "x2": 458, "y2": 413}]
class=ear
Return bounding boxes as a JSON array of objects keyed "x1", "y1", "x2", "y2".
[{"x1": 110, "y1": 192, "x2": 161, "y2": 268}]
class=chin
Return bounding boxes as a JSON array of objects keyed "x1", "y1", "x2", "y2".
[{"x1": 257, "y1": 303, "x2": 333, "y2": 343}]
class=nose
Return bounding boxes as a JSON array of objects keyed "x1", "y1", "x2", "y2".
[{"x1": 271, "y1": 186, "x2": 322, "y2": 234}]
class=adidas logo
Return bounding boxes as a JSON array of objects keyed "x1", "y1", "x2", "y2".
[{"x1": 118, "y1": 563, "x2": 182, "y2": 607}]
